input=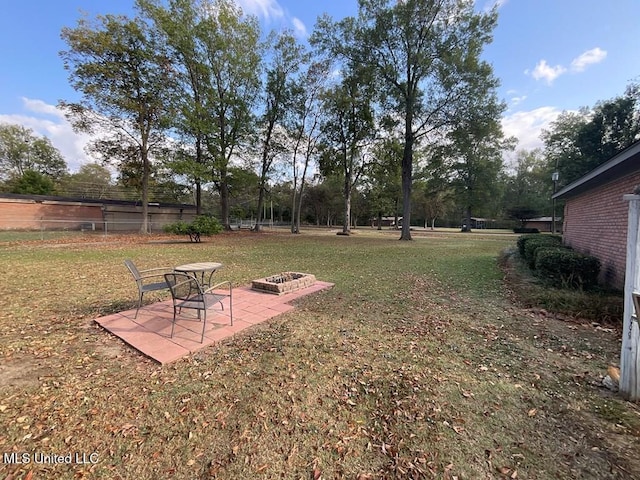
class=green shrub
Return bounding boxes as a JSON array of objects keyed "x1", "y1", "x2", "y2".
[
  {"x1": 522, "y1": 235, "x2": 563, "y2": 268},
  {"x1": 535, "y1": 248, "x2": 601, "y2": 289},
  {"x1": 163, "y1": 215, "x2": 222, "y2": 243},
  {"x1": 517, "y1": 233, "x2": 541, "y2": 256},
  {"x1": 514, "y1": 227, "x2": 539, "y2": 234}
]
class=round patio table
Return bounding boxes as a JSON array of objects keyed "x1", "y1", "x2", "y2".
[{"x1": 174, "y1": 262, "x2": 223, "y2": 288}]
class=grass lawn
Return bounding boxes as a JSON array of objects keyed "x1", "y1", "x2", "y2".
[{"x1": 0, "y1": 228, "x2": 638, "y2": 479}]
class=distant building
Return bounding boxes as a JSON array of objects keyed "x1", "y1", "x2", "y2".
[
  {"x1": 523, "y1": 216, "x2": 563, "y2": 233},
  {"x1": 0, "y1": 193, "x2": 197, "y2": 232},
  {"x1": 371, "y1": 216, "x2": 402, "y2": 228}
]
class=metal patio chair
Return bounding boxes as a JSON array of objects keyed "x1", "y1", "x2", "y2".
[
  {"x1": 124, "y1": 259, "x2": 173, "y2": 319},
  {"x1": 164, "y1": 272, "x2": 233, "y2": 343}
]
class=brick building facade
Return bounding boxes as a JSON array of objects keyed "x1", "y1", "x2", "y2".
[
  {"x1": 0, "y1": 194, "x2": 197, "y2": 232},
  {"x1": 554, "y1": 141, "x2": 640, "y2": 289}
]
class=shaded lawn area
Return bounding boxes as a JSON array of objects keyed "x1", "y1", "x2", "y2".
[{"x1": 1, "y1": 229, "x2": 639, "y2": 479}]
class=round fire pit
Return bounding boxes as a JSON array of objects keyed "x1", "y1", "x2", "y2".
[{"x1": 251, "y1": 272, "x2": 316, "y2": 295}]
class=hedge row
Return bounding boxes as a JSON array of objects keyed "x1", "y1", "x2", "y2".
[
  {"x1": 517, "y1": 234, "x2": 601, "y2": 289},
  {"x1": 513, "y1": 227, "x2": 539, "y2": 234}
]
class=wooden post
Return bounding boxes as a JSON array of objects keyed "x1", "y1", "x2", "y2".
[{"x1": 620, "y1": 194, "x2": 640, "y2": 399}]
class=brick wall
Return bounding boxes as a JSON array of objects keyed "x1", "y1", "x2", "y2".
[
  {"x1": 0, "y1": 198, "x2": 103, "y2": 230},
  {"x1": 562, "y1": 172, "x2": 640, "y2": 289},
  {"x1": 0, "y1": 197, "x2": 197, "y2": 232}
]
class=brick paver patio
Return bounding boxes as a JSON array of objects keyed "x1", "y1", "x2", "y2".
[{"x1": 94, "y1": 281, "x2": 334, "y2": 364}]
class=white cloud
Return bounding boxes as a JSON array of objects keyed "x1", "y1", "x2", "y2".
[
  {"x1": 527, "y1": 47, "x2": 607, "y2": 86},
  {"x1": 234, "y1": 0, "x2": 284, "y2": 21},
  {"x1": 571, "y1": 47, "x2": 607, "y2": 72},
  {"x1": 509, "y1": 95, "x2": 527, "y2": 107},
  {"x1": 0, "y1": 97, "x2": 94, "y2": 173},
  {"x1": 292, "y1": 17, "x2": 307, "y2": 38},
  {"x1": 501, "y1": 106, "x2": 563, "y2": 152},
  {"x1": 480, "y1": 0, "x2": 508, "y2": 11},
  {"x1": 527, "y1": 60, "x2": 566, "y2": 85}
]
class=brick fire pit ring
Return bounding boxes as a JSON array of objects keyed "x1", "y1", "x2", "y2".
[{"x1": 251, "y1": 272, "x2": 316, "y2": 295}]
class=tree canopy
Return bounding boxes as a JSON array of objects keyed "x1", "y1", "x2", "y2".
[
  {"x1": 60, "y1": 13, "x2": 173, "y2": 233},
  {"x1": 7, "y1": 2, "x2": 634, "y2": 233},
  {"x1": 542, "y1": 81, "x2": 640, "y2": 187},
  {"x1": 312, "y1": 0, "x2": 499, "y2": 239},
  {"x1": 0, "y1": 124, "x2": 67, "y2": 183}
]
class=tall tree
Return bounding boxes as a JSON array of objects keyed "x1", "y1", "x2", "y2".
[
  {"x1": 318, "y1": 64, "x2": 376, "y2": 235},
  {"x1": 443, "y1": 64, "x2": 512, "y2": 232},
  {"x1": 254, "y1": 31, "x2": 306, "y2": 231},
  {"x1": 501, "y1": 149, "x2": 551, "y2": 217},
  {"x1": 542, "y1": 81, "x2": 640, "y2": 186},
  {"x1": 288, "y1": 61, "x2": 330, "y2": 234},
  {"x1": 139, "y1": 0, "x2": 212, "y2": 214},
  {"x1": 139, "y1": 0, "x2": 261, "y2": 227},
  {"x1": 414, "y1": 153, "x2": 455, "y2": 230},
  {"x1": 200, "y1": 0, "x2": 261, "y2": 229},
  {"x1": 0, "y1": 124, "x2": 67, "y2": 182},
  {"x1": 313, "y1": 0, "x2": 498, "y2": 240},
  {"x1": 57, "y1": 163, "x2": 113, "y2": 198},
  {"x1": 60, "y1": 13, "x2": 172, "y2": 233},
  {"x1": 8, "y1": 170, "x2": 55, "y2": 195},
  {"x1": 367, "y1": 136, "x2": 402, "y2": 230}
]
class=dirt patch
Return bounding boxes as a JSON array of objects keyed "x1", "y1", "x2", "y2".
[{"x1": 0, "y1": 357, "x2": 49, "y2": 389}]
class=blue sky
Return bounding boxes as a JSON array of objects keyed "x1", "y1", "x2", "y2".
[{"x1": 1, "y1": 0, "x2": 638, "y2": 172}]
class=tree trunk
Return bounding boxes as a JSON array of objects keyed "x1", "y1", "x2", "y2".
[
  {"x1": 195, "y1": 180, "x2": 202, "y2": 216},
  {"x1": 400, "y1": 110, "x2": 413, "y2": 240},
  {"x1": 220, "y1": 176, "x2": 231, "y2": 230},
  {"x1": 140, "y1": 146, "x2": 150, "y2": 234},
  {"x1": 462, "y1": 206, "x2": 472, "y2": 232},
  {"x1": 255, "y1": 186, "x2": 265, "y2": 232},
  {"x1": 342, "y1": 174, "x2": 351, "y2": 235},
  {"x1": 295, "y1": 182, "x2": 304, "y2": 233},
  {"x1": 291, "y1": 184, "x2": 299, "y2": 234},
  {"x1": 195, "y1": 138, "x2": 203, "y2": 215},
  {"x1": 254, "y1": 122, "x2": 276, "y2": 233}
]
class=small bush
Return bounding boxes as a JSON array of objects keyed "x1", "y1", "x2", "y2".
[
  {"x1": 499, "y1": 248, "x2": 623, "y2": 323},
  {"x1": 164, "y1": 215, "x2": 222, "y2": 243},
  {"x1": 522, "y1": 236, "x2": 563, "y2": 268},
  {"x1": 535, "y1": 248, "x2": 601, "y2": 289},
  {"x1": 513, "y1": 227, "x2": 539, "y2": 234},
  {"x1": 517, "y1": 234, "x2": 542, "y2": 256}
]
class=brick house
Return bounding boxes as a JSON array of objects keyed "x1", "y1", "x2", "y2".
[
  {"x1": 553, "y1": 140, "x2": 640, "y2": 289},
  {"x1": 523, "y1": 216, "x2": 562, "y2": 233}
]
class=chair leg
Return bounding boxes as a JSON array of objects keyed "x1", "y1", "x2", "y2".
[
  {"x1": 201, "y1": 311, "x2": 207, "y2": 343},
  {"x1": 170, "y1": 306, "x2": 177, "y2": 338},
  {"x1": 134, "y1": 292, "x2": 143, "y2": 319}
]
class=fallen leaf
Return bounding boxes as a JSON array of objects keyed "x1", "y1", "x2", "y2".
[{"x1": 527, "y1": 408, "x2": 537, "y2": 417}]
